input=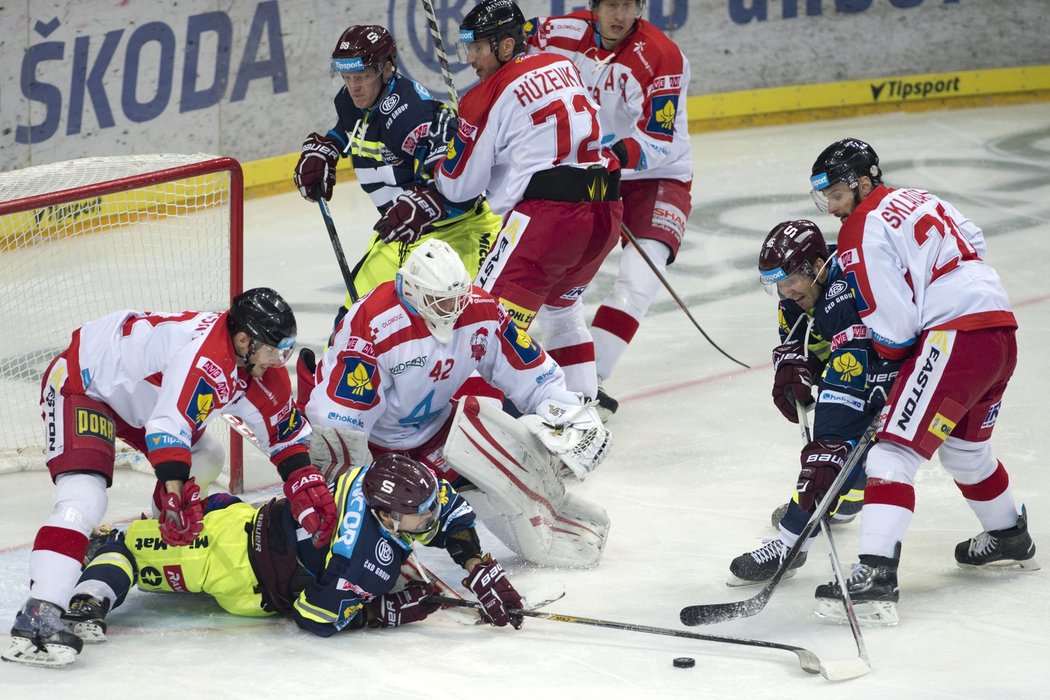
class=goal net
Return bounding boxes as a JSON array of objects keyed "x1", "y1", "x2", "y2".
[{"x1": 0, "y1": 154, "x2": 245, "y2": 491}]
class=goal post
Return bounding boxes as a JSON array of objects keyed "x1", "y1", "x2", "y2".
[{"x1": 0, "y1": 154, "x2": 246, "y2": 492}]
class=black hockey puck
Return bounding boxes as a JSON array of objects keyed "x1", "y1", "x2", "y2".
[{"x1": 673, "y1": 657, "x2": 695, "y2": 668}]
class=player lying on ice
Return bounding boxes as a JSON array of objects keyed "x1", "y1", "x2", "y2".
[
  {"x1": 62, "y1": 453, "x2": 524, "y2": 651},
  {"x1": 301, "y1": 239, "x2": 613, "y2": 569},
  {"x1": 3, "y1": 288, "x2": 338, "y2": 668}
]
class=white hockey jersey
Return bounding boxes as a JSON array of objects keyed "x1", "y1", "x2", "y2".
[
  {"x1": 435, "y1": 51, "x2": 609, "y2": 214},
  {"x1": 67, "y1": 310, "x2": 310, "y2": 469},
  {"x1": 836, "y1": 186, "x2": 1017, "y2": 360},
  {"x1": 526, "y1": 12, "x2": 692, "y2": 183},
  {"x1": 305, "y1": 281, "x2": 578, "y2": 450}
]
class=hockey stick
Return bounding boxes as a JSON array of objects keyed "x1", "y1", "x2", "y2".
[
  {"x1": 426, "y1": 596, "x2": 829, "y2": 677},
  {"x1": 799, "y1": 401, "x2": 872, "y2": 678},
  {"x1": 680, "y1": 412, "x2": 881, "y2": 626},
  {"x1": 820, "y1": 514, "x2": 872, "y2": 678},
  {"x1": 314, "y1": 184, "x2": 360, "y2": 304},
  {"x1": 420, "y1": 0, "x2": 459, "y2": 111},
  {"x1": 619, "y1": 222, "x2": 749, "y2": 369}
]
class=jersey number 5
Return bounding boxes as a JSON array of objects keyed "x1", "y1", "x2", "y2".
[{"x1": 529, "y1": 94, "x2": 601, "y2": 166}]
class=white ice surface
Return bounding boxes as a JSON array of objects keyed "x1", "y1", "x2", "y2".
[{"x1": 2, "y1": 103, "x2": 1048, "y2": 699}]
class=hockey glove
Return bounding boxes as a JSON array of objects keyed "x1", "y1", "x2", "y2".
[
  {"x1": 155, "y1": 478, "x2": 204, "y2": 547},
  {"x1": 464, "y1": 555, "x2": 524, "y2": 629},
  {"x1": 772, "y1": 342, "x2": 818, "y2": 423},
  {"x1": 419, "y1": 106, "x2": 457, "y2": 173},
  {"x1": 369, "y1": 580, "x2": 441, "y2": 628},
  {"x1": 294, "y1": 132, "x2": 341, "y2": 201},
  {"x1": 796, "y1": 439, "x2": 851, "y2": 512},
  {"x1": 374, "y1": 185, "x2": 444, "y2": 244},
  {"x1": 283, "y1": 465, "x2": 337, "y2": 547}
]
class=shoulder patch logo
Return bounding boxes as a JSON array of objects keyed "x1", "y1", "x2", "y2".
[
  {"x1": 184, "y1": 378, "x2": 216, "y2": 427},
  {"x1": 502, "y1": 321, "x2": 542, "y2": 365},
  {"x1": 645, "y1": 95, "x2": 678, "y2": 137},
  {"x1": 333, "y1": 356, "x2": 380, "y2": 407}
]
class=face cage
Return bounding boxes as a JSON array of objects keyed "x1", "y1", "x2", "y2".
[{"x1": 417, "y1": 288, "x2": 471, "y2": 341}]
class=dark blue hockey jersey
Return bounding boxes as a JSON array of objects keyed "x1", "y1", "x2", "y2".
[
  {"x1": 326, "y1": 74, "x2": 453, "y2": 215},
  {"x1": 284, "y1": 465, "x2": 476, "y2": 636},
  {"x1": 776, "y1": 247, "x2": 899, "y2": 443}
]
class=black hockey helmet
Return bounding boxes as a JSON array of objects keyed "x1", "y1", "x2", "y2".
[
  {"x1": 459, "y1": 0, "x2": 527, "y2": 60},
  {"x1": 331, "y1": 25, "x2": 397, "y2": 75},
  {"x1": 228, "y1": 287, "x2": 297, "y2": 356},
  {"x1": 758, "y1": 220, "x2": 829, "y2": 287},
  {"x1": 362, "y1": 454, "x2": 442, "y2": 537},
  {"x1": 810, "y1": 138, "x2": 882, "y2": 195}
]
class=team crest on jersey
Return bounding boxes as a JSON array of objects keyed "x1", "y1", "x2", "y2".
[
  {"x1": 470, "y1": 328, "x2": 489, "y2": 361},
  {"x1": 184, "y1": 378, "x2": 216, "y2": 427},
  {"x1": 645, "y1": 95, "x2": 678, "y2": 138},
  {"x1": 825, "y1": 350, "x2": 867, "y2": 391},
  {"x1": 333, "y1": 356, "x2": 379, "y2": 407},
  {"x1": 441, "y1": 133, "x2": 467, "y2": 176},
  {"x1": 502, "y1": 322, "x2": 542, "y2": 366}
]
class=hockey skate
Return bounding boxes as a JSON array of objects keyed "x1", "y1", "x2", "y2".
[
  {"x1": 63, "y1": 594, "x2": 110, "y2": 643},
  {"x1": 814, "y1": 550, "x2": 900, "y2": 626},
  {"x1": 595, "y1": 383, "x2": 618, "y2": 423},
  {"x1": 955, "y1": 505, "x2": 1040, "y2": 571},
  {"x1": 727, "y1": 539, "x2": 808, "y2": 587},
  {"x1": 2, "y1": 598, "x2": 84, "y2": 667}
]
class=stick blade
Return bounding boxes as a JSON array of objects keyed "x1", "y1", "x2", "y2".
[
  {"x1": 680, "y1": 591, "x2": 769, "y2": 626},
  {"x1": 819, "y1": 656, "x2": 872, "y2": 681}
]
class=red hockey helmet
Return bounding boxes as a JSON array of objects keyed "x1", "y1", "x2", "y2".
[
  {"x1": 758, "y1": 220, "x2": 829, "y2": 287},
  {"x1": 331, "y1": 25, "x2": 397, "y2": 75},
  {"x1": 362, "y1": 454, "x2": 441, "y2": 536}
]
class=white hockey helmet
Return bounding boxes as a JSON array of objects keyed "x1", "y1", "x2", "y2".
[{"x1": 396, "y1": 239, "x2": 473, "y2": 343}]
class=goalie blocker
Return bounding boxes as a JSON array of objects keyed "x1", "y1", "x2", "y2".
[{"x1": 444, "y1": 397, "x2": 611, "y2": 568}]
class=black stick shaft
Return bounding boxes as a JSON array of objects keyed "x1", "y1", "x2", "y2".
[{"x1": 315, "y1": 186, "x2": 359, "y2": 304}]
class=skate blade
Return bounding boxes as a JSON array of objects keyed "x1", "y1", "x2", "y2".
[
  {"x1": 814, "y1": 598, "x2": 899, "y2": 626},
  {"x1": 725, "y1": 566, "x2": 797, "y2": 588},
  {"x1": 957, "y1": 556, "x2": 1041, "y2": 572},
  {"x1": 1, "y1": 637, "x2": 79, "y2": 667},
  {"x1": 70, "y1": 620, "x2": 108, "y2": 644}
]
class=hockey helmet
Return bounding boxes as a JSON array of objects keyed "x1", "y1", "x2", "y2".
[
  {"x1": 362, "y1": 454, "x2": 442, "y2": 537},
  {"x1": 228, "y1": 287, "x2": 297, "y2": 362},
  {"x1": 395, "y1": 239, "x2": 473, "y2": 344},
  {"x1": 758, "y1": 220, "x2": 829, "y2": 287},
  {"x1": 458, "y1": 0, "x2": 527, "y2": 63},
  {"x1": 810, "y1": 138, "x2": 882, "y2": 211},
  {"x1": 589, "y1": 0, "x2": 647, "y2": 14},
  {"x1": 331, "y1": 25, "x2": 397, "y2": 76}
]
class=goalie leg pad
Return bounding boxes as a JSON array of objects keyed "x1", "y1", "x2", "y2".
[
  {"x1": 308, "y1": 425, "x2": 372, "y2": 482},
  {"x1": 443, "y1": 397, "x2": 610, "y2": 568}
]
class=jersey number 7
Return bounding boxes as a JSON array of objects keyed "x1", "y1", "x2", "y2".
[{"x1": 530, "y1": 94, "x2": 601, "y2": 166}]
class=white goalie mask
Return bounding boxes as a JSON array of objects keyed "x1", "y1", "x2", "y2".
[{"x1": 396, "y1": 239, "x2": 473, "y2": 343}]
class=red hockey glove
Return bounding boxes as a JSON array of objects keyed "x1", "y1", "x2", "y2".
[
  {"x1": 772, "y1": 342, "x2": 818, "y2": 423},
  {"x1": 283, "y1": 465, "x2": 337, "y2": 547},
  {"x1": 463, "y1": 555, "x2": 524, "y2": 629},
  {"x1": 368, "y1": 580, "x2": 441, "y2": 628},
  {"x1": 155, "y1": 478, "x2": 204, "y2": 547},
  {"x1": 294, "y1": 132, "x2": 341, "y2": 201},
  {"x1": 374, "y1": 185, "x2": 444, "y2": 244},
  {"x1": 797, "y1": 439, "x2": 851, "y2": 512}
]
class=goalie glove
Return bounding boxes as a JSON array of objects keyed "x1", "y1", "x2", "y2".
[
  {"x1": 521, "y1": 394, "x2": 612, "y2": 480},
  {"x1": 308, "y1": 425, "x2": 372, "y2": 483}
]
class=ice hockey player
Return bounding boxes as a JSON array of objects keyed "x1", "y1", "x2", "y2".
[
  {"x1": 808, "y1": 138, "x2": 1038, "y2": 624},
  {"x1": 2, "y1": 288, "x2": 337, "y2": 667},
  {"x1": 391, "y1": 0, "x2": 622, "y2": 400},
  {"x1": 61, "y1": 454, "x2": 525, "y2": 649},
  {"x1": 293, "y1": 24, "x2": 499, "y2": 310},
  {"x1": 725, "y1": 219, "x2": 898, "y2": 587},
  {"x1": 301, "y1": 239, "x2": 612, "y2": 568},
  {"x1": 525, "y1": 0, "x2": 693, "y2": 419}
]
